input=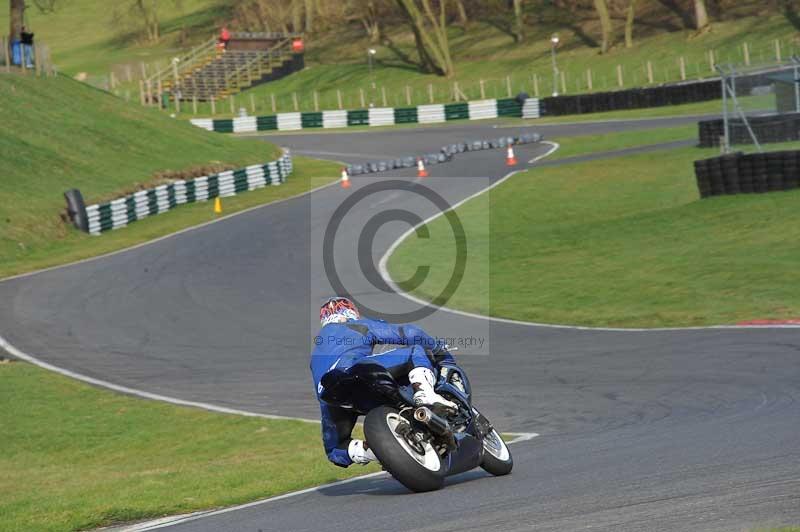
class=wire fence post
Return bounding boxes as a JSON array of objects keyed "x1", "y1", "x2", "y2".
[
  {"x1": 34, "y1": 43, "x2": 41, "y2": 76},
  {"x1": 506, "y1": 75, "x2": 512, "y2": 97},
  {"x1": 775, "y1": 39, "x2": 782, "y2": 62},
  {"x1": 210, "y1": 96, "x2": 216, "y2": 115},
  {"x1": 292, "y1": 92, "x2": 299, "y2": 111},
  {"x1": 793, "y1": 59, "x2": 800, "y2": 113},
  {"x1": 428, "y1": 83, "x2": 434, "y2": 104},
  {"x1": 479, "y1": 79, "x2": 485, "y2": 99},
  {"x1": 250, "y1": 93, "x2": 256, "y2": 114},
  {"x1": 193, "y1": 95, "x2": 198, "y2": 115},
  {"x1": 646, "y1": 60, "x2": 654, "y2": 84},
  {"x1": 586, "y1": 68, "x2": 593, "y2": 91},
  {"x1": 719, "y1": 66, "x2": 729, "y2": 153},
  {"x1": 271, "y1": 93, "x2": 276, "y2": 112},
  {"x1": 679, "y1": 56, "x2": 686, "y2": 81},
  {"x1": 139, "y1": 80, "x2": 146, "y2": 106},
  {"x1": 337, "y1": 89, "x2": 343, "y2": 110},
  {"x1": 359, "y1": 88, "x2": 366, "y2": 108},
  {"x1": 532, "y1": 73, "x2": 539, "y2": 97},
  {"x1": 616, "y1": 64, "x2": 623, "y2": 88},
  {"x1": 313, "y1": 90, "x2": 319, "y2": 111},
  {"x1": 381, "y1": 86, "x2": 387, "y2": 107},
  {"x1": 743, "y1": 42, "x2": 750, "y2": 66},
  {"x1": 2, "y1": 36, "x2": 9, "y2": 73},
  {"x1": 560, "y1": 70, "x2": 566, "y2": 94},
  {"x1": 405, "y1": 85, "x2": 411, "y2": 106}
]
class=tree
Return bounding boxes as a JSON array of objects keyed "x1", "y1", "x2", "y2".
[
  {"x1": 119, "y1": 0, "x2": 183, "y2": 44},
  {"x1": 395, "y1": 0, "x2": 454, "y2": 77},
  {"x1": 624, "y1": 0, "x2": 636, "y2": 48},
  {"x1": 454, "y1": 0, "x2": 468, "y2": 26},
  {"x1": 694, "y1": 0, "x2": 710, "y2": 31},
  {"x1": 10, "y1": 0, "x2": 25, "y2": 42},
  {"x1": 511, "y1": 0, "x2": 524, "y2": 43},
  {"x1": 593, "y1": 0, "x2": 613, "y2": 53}
]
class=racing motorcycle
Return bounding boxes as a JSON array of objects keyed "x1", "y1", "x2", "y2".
[{"x1": 319, "y1": 347, "x2": 513, "y2": 492}]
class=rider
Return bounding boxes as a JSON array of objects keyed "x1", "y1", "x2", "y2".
[{"x1": 310, "y1": 296, "x2": 456, "y2": 468}]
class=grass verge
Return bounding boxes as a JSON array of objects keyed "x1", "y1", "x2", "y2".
[
  {"x1": 1, "y1": 155, "x2": 339, "y2": 279},
  {"x1": 0, "y1": 360, "x2": 377, "y2": 532},
  {"x1": 0, "y1": 73, "x2": 339, "y2": 278},
  {"x1": 388, "y1": 135, "x2": 800, "y2": 327},
  {"x1": 547, "y1": 124, "x2": 696, "y2": 160}
]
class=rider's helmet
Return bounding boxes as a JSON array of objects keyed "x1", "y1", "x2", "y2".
[{"x1": 319, "y1": 296, "x2": 360, "y2": 326}]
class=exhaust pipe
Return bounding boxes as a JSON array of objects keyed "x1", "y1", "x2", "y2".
[{"x1": 414, "y1": 407, "x2": 451, "y2": 436}]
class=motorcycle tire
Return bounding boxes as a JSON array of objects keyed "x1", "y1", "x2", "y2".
[
  {"x1": 364, "y1": 405, "x2": 445, "y2": 493},
  {"x1": 480, "y1": 428, "x2": 513, "y2": 476}
]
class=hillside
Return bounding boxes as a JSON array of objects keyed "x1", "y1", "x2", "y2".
[
  {"x1": 0, "y1": 73, "x2": 284, "y2": 274},
  {"x1": 3, "y1": 1, "x2": 799, "y2": 117}
]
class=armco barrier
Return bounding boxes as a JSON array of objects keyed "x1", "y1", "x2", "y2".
[
  {"x1": 66, "y1": 151, "x2": 293, "y2": 235},
  {"x1": 693, "y1": 150, "x2": 800, "y2": 198},
  {"x1": 190, "y1": 97, "x2": 537, "y2": 133},
  {"x1": 698, "y1": 113, "x2": 800, "y2": 147}
]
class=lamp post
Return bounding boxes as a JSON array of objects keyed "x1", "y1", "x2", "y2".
[
  {"x1": 550, "y1": 34, "x2": 560, "y2": 97},
  {"x1": 367, "y1": 47, "x2": 377, "y2": 107}
]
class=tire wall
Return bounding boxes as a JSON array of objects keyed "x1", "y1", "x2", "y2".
[
  {"x1": 540, "y1": 66, "x2": 792, "y2": 117},
  {"x1": 698, "y1": 112, "x2": 800, "y2": 147},
  {"x1": 68, "y1": 151, "x2": 293, "y2": 235},
  {"x1": 693, "y1": 150, "x2": 800, "y2": 198},
  {"x1": 190, "y1": 97, "x2": 538, "y2": 133}
]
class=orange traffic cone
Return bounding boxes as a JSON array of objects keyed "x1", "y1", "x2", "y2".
[
  {"x1": 214, "y1": 196, "x2": 222, "y2": 214},
  {"x1": 506, "y1": 145, "x2": 518, "y2": 166},
  {"x1": 417, "y1": 158, "x2": 428, "y2": 178},
  {"x1": 340, "y1": 168, "x2": 351, "y2": 188}
]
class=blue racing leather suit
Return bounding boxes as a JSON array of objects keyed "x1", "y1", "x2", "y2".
[{"x1": 310, "y1": 317, "x2": 444, "y2": 467}]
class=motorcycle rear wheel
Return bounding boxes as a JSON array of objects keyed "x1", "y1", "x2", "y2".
[{"x1": 364, "y1": 405, "x2": 445, "y2": 492}]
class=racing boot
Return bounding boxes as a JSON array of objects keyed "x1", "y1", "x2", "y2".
[
  {"x1": 348, "y1": 439, "x2": 377, "y2": 465},
  {"x1": 409, "y1": 367, "x2": 458, "y2": 411}
]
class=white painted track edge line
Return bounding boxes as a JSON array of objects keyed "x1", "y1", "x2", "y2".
[
  {"x1": 378, "y1": 142, "x2": 800, "y2": 332},
  {"x1": 118, "y1": 434, "x2": 540, "y2": 531},
  {"x1": 0, "y1": 334, "x2": 319, "y2": 424}
]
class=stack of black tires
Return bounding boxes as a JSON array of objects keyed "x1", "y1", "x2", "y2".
[
  {"x1": 694, "y1": 151, "x2": 800, "y2": 198},
  {"x1": 698, "y1": 113, "x2": 800, "y2": 147}
]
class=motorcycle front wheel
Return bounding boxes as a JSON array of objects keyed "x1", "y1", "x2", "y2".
[
  {"x1": 480, "y1": 427, "x2": 513, "y2": 476},
  {"x1": 364, "y1": 405, "x2": 445, "y2": 492}
]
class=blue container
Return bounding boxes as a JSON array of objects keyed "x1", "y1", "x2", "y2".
[{"x1": 11, "y1": 41, "x2": 21, "y2": 66}]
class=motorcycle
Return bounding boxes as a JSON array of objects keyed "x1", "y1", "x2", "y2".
[{"x1": 318, "y1": 347, "x2": 513, "y2": 492}]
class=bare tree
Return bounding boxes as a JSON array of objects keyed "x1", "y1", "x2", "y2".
[
  {"x1": 593, "y1": 0, "x2": 613, "y2": 53},
  {"x1": 454, "y1": 0, "x2": 468, "y2": 26},
  {"x1": 395, "y1": 0, "x2": 454, "y2": 77},
  {"x1": 32, "y1": 0, "x2": 60, "y2": 13},
  {"x1": 694, "y1": 0, "x2": 710, "y2": 31},
  {"x1": 624, "y1": 0, "x2": 636, "y2": 48},
  {"x1": 511, "y1": 0, "x2": 524, "y2": 43},
  {"x1": 10, "y1": 0, "x2": 25, "y2": 42}
]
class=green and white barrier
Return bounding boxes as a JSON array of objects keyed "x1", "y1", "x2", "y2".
[
  {"x1": 190, "y1": 97, "x2": 539, "y2": 133},
  {"x1": 81, "y1": 151, "x2": 292, "y2": 235}
]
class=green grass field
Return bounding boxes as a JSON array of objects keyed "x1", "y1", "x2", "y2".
[
  {"x1": 388, "y1": 132, "x2": 800, "y2": 327},
  {"x1": 0, "y1": 73, "x2": 339, "y2": 278},
  {"x1": 0, "y1": 361, "x2": 377, "y2": 532}
]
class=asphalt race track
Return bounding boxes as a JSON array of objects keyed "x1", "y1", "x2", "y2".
[{"x1": 2, "y1": 116, "x2": 799, "y2": 531}]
